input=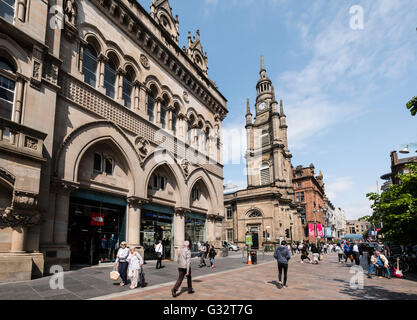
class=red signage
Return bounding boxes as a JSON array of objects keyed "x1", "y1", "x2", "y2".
[
  {"x1": 316, "y1": 224, "x2": 324, "y2": 237},
  {"x1": 308, "y1": 224, "x2": 315, "y2": 237},
  {"x1": 91, "y1": 213, "x2": 104, "y2": 226}
]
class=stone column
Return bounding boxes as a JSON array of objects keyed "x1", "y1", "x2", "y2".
[
  {"x1": 97, "y1": 54, "x2": 108, "y2": 94},
  {"x1": 174, "y1": 208, "x2": 187, "y2": 260},
  {"x1": 16, "y1": 0, "x2": 27, "y2": 22},
  {"x1": 167, "y1": 107, "x2": 173, "y2": 131},
  {"x1": 206, "y1": 215, "x2": 216, "y2": 243},
  {"x1": 139, "y1": 85, "x2": 147, "y2": 115},
  {"x1": 10, "y1": 226, "x2": 26, "y2": 253},
  {"x1": 13, "y1": 76, "x2": 25, "y2": 124},
  {"x1": 133, "y1": 81, "x2": 141, "y2": 111},
  {"x1": 116, "y1": 68, "x2": 125, "y2": 105},
  {"x1": 155, "y1": 98, "x2": 161, "y2": 125},
  {"x1": 53, "y1": 182, "x2": 77, "y2": 245},
  {"x1": 78, "y1": 39, "x2": 87, "y2": 74},
  {"x1": 127, "y1": 197, "x2": 146, "y2": 248}
]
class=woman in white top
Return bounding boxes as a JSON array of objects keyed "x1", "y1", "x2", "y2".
[{"x1": 127, "y1": 247, "x2": 144, "y2": 289}]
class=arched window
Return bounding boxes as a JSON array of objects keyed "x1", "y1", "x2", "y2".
[
  {"x1": 83, "y1": 45, "x2": 98, "y2": 88},
  {"x1": 147, "y1": 85, "x2": 157, "y2": 123},
  {"x1": 196, "y1": 121, "x2": 203, "y2": 149},
  {"x1": 260, "y1": 162, "x2": 270, "y2": 185},
  {"x1": 191, "y1": 187, "x2": 201, "y2": 202},
  {"x1": 187, "y1": 114, "x2": 195, "y2": 144},
  {"x1": 0, "y1": 0, "x2": 15, "y2": 23},
  {"x1": 160, "y1": 96, "x2": 168, "y2": 129},
  {"x1": 122, "y1": 67, "x2": 135, "y2": 109},
  {"x1": 172, "y1": 104, "x2": 179, "y2": 135},
  {"x1": 247, "y1": 210, "x2": 262, "y2": 218},
  {"x1": 104, "y1": 56, "x2": 117, "y2": 99},
  {"x1": 0, "y1": 57, "x2": 16, "y2": 121}
]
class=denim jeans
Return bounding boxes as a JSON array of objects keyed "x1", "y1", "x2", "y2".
[{"x1": 368, "y1": 263, "x2": 390, "y2": 277}]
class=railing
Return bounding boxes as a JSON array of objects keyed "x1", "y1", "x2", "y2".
[{"x1": 0, "y1": 117, "x2": 47, "y2": 160}]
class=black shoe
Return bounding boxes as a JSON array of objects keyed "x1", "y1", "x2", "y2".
[
  {"x1": 367, "y1": 274, "x2": 372, "y2": 279},
  {"x1": 188, "y1": 289, "x2": 195, "y2": 294},
  {"x1": 171, "y1": 289, "x2": 177, "y2": 298}
]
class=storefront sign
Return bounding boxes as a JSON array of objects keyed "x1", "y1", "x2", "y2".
[
  {"x1": 308, "y1": 224, "x2": 315, "y2": 237},
  {"x1": 91, "y1": 212, "x2": 104, "y2": 226},
  {"x1": 316, "y1": 224, "x2": 324, "y2": 237},
  {"x1": 325, "y1": 227, "x2": 332, "y2": 238}
]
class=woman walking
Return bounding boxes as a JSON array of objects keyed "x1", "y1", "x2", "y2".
[
  {"x1": 273, "y1": 241, "x2": 291, "y2": 288},
  {"x1": 336, "y1": 244, "x2": 344, "y2": 263},
  {"x1": 199, "y1": 241, "x2": 207, "y2": 267},
  {"x1": 114, "y1": 241, "x2": 129, "y2": 287},
  {"x1": 126, "y1": 247, "x2": 144, "y2": 289},
  {"x1": 300, "y1": 246, "x2": 311, "y2": 263},
  {"x1": 311, "y1": 244, "x2": 319, "y2": 264},
  {"x1": 208, "y1": 245, "x2": 217, "y2": 269}
]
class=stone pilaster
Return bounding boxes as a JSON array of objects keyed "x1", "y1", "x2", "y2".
[
  {"x1": 173, "y1": 207, "x2": 189, "y2": 260},
  {"x1": 126, "y1": 196, "x2": 147, "y2": 248}
]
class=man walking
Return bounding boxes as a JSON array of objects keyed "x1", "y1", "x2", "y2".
[
  {"x1": 199, "y1": 241, "x2": 207, "y2": 267},
  {"x1": 155, "y1": 239, "x2": 163, "y2": 269},
  {"x1": 273, "y1": 241, "x2": 291, "y2": 288},
  {"x1": 172, "y1": 240, "x2": 194, "y2": 297},
  {"x1": 351, "y1": 240, "x2": 362, "y2": 266}
]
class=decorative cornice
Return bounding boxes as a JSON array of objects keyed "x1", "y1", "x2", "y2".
[
  {"x1": 13, "y1": 190, "x2": 38, "y2": 211},
  {"x1": 175, "y1": 207, "x2": 190, "y2": 217}
]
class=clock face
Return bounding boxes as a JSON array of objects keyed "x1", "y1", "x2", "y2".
[{"x1": 258, "y1": 102, "x2": 267, "y2": 111}]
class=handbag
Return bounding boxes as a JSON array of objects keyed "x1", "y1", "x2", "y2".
[
  {"x1": 110, "y1": 266, "x2": 120, "y2": 281},
  {"x1": 139, "y1": 269, "x2": 146, "y2": 288},
  {"x1": 349, "y1": 254, "x2": 354, "y2": 262}
]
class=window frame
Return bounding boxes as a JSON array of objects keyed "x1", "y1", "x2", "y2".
[
  {"x1": 82, "y1": 45, "x2": 99, "y2": 88},
  {"x1": 93, "y1": 153, "x2": 103, "y2": 173},
  {"x1": 0, "y1": 0, "x2": 16, "y2": 24},
  {"x1": 226, "y1": 207, "x2": 233, "y2": 220},
  {"x1": 147, "y1": 94, "x2": 155, "y2": 123},
  {"x1": 0, "y1": 58, "x2": 16, "y2": 122},
  {"x1": 103, "y1": 58, "x2": 117, "y2": 99}
]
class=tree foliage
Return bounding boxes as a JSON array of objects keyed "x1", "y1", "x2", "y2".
[
  {"x1": 366, "y1": 164, "x2": 417, "y2": 244},
  {"x1": 406, "y1": 96, "x2": 417, "y2": 116}
]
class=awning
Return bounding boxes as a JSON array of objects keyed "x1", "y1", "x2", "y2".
[{"x1": 344, "y1": 234, "x2": 363, "y2": 239}]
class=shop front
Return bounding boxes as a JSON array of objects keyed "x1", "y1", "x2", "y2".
[
  {"x1": 68, "y1": 190, "x2": 127, "y2": 266},
  {"x1": 140, "y1": 203, "x2": 174, "y2": 261},
  {"x1": 185, "y1": 212, "x2": 206, "y2": 256}
]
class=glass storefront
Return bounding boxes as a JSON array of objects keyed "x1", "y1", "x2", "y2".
[
  {"x1": 140, "y1": 204, "x2": 174, "y2": 261},
  {"x1": 68, "y1": 190, "x2": 126, "y2": 266},
  {"x1": 185, "y1": 212, "x2": 206, "y2": 256}
]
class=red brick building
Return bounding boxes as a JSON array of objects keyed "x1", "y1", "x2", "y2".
[{"x1": 292, "y1": 164, "x2": 326, "y2": 243}]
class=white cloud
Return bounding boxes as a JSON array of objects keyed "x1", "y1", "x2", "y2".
[
  {"x1": 325, "y1": 176, "x2": 355, "y2": 201},
  {"x1": 277, "y1": 0, "x2": 417, "y2": 150}
]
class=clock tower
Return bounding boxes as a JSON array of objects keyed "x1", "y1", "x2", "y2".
[{"x1": 245, "y1": 56, "x2": 294, "y2": 199}]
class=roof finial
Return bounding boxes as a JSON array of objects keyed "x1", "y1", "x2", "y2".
[
  {"x1": 280, "y1": 100, "x2": 285, "y2": 116},
  {"x1": 260, "y1": 55, "x2": 265, "y2": 72},
  {"x1": 246, "y1": 98, "x2": 251, "y2": 114}
]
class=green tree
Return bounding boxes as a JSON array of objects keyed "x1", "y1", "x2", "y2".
[
  {"x1": 366, "y1": 163, "x2": 417, "y2": 244},
  {"x1": 406, "y1": 97, "x2": 417, "y2": 116}
]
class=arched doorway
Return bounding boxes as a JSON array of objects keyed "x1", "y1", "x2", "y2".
[{"x1": 67, "y1": 139, "x2": 133, "y2": 266}]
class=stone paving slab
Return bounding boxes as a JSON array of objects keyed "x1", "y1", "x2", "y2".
[
  {"x1": 0, "y1": 252, "x2": 270, "y2": 300},
  {"x1": 104, "y1": 253, "x2": 417, "y2": 300}
]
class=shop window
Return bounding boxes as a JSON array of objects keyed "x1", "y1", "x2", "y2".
[
  {"x1": 226, "y1": 207, "x2": 233, "y2": 220},
  {"x1": 0, "y1": 57, "x2": 16, "y2": 127},
  {"x1": 0, "y1": 0, "x2": 15, "y2": 23},
  {"x1": 93, "y1": 153, "x2": 103, "y2": 173},
  {"x1": 104, "y1": 158, "x2": 114, "y2": 175},
  {"x1": 83, "y1": 45, "x2": 98, "y2": 88},
  {"x1": 147, "y1": 95, "x2": 155, "y2": 122},
  {"x1": 104, "y1": 59, "x2": 117, "y2": 99}
]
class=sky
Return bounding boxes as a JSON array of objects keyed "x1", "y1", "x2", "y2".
[{"x1": 138, "y1": 0, "x2": 417, "y2": 220}]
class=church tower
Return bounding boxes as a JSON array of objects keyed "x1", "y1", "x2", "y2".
[{"x1": 245, "y1": 56, "x2": 294, "y2": 200}]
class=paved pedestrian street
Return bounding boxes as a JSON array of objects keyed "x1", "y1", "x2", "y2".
[{"x1": 99, "y1": 252, "x2": 417, "y2": 300}]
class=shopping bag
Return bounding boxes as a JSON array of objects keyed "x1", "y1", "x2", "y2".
[
  {"x1": 349, "y1": 255, "x2": 354, "y2": 262},
  {"x1": 319, "y1": 254, "x2": 324, "y2": 261},
  {"x1": 139, "y1": 270, "x2": 146, "y2": 288},
  {"x1": 110, "y1": 266, "x2": 120, "y2": 281}
]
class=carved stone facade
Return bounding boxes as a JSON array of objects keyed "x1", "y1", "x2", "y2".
[
  {"x1": 224, "y1": 57, "x2": 303, "y2": 248},
  {"x1": 0, "y1": 0, "x2": 227, "y2": 282}
]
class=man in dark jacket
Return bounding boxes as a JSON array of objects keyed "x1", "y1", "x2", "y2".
[{"x1": 273, "y1": 241, "x2": 291, "y2": 288}]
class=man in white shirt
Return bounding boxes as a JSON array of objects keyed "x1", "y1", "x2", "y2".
[
  {"x1": 155, "y1": 239, "x2": 164, "y2": 269},
  {"x1": 351, "y1": 240, "x2": 362, "y2": 266}
]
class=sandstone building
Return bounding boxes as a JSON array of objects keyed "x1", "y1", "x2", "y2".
[
  {"x1": 224, "y1": 57, "x2": 303, "y2": 248},
  {"x1": 292, "y1": 164, "x2": 327, "y2": 243},
  {"x1": 0, "y1": 0, "x2": 227, "y2": 282}
]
